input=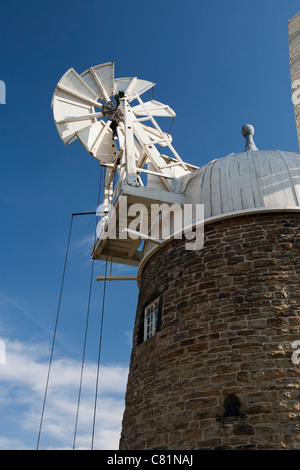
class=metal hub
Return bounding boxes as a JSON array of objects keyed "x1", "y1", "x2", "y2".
[{"x1": 102, "y1": 98, "x2": 124, "y2": 124}]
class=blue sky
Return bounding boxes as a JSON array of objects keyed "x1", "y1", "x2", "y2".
[{"x1": 0, "y1": 0, "x2": 299, "y2": 450}]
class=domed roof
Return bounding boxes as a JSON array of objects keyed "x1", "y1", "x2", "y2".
[{"x1": 180, "y1": 126, "x2": 300, "y2": 221}]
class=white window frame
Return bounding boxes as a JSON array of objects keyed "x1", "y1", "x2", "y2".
[{"x1": 144, "y1": 297, "x2": 159, "y2": 341}]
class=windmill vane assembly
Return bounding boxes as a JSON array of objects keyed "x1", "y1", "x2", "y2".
[
  {"x1": 51, "y1": 61, "x2": 193, "y2": 174},
  {"x1": 102, "y1": 91, "x2": 125, "y2": 127},
  {"x1": 51, "y1": 61, "x2": 197, "y2": 265}
]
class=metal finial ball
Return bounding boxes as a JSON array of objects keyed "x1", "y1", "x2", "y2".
[{"x1": 241, "y1": 124, "x2": 255, "y2": 137}]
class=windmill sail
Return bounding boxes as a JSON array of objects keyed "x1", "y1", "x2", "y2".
[
  {"x1": 289, "y1": 11, "x2": 300, "y2": 149},
  {"x1": 81, "y1": 62, "x2": 115, "y2": 102},
  {"x1": 131, "y1": 100, "x2": 176, "y2": 117},
  {"x1": 51, "y1": 68, "x2": 101, "y2": 145}
]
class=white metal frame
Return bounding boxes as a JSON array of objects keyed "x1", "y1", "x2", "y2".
[
  {"x1": 144, "y1": 297, "x2": 160, "y2": 341},
  {"x1": 52, "y1": 62, "x2": 198, "y2": 266}
]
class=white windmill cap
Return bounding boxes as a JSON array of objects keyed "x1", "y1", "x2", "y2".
[{"x1": 180, "y1": 126, "x2": 300, "y2": 222}]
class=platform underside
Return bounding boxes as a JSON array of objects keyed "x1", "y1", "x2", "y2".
[{"x1": 91, "y1": 183, "x2": 183, "y2": 266}]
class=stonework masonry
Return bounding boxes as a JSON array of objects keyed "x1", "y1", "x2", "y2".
[{"x1": 119, "y1": 212, "x2": 300, "y2": 450}]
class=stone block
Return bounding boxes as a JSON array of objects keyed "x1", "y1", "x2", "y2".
[{"x1": 233, "y1": 424, "x2": 254, "y2": 435}]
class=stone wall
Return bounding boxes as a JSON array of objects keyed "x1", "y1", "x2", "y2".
[{"x1": 119, "y1": 212, "x2": 300, "y2": 450}]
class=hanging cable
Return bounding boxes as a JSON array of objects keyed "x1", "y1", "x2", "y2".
[
  {"x1": 36, "y1": 213, "x2": 74, "y2": 450},
  {"x1": 169, "y1": 116, "x2": 175, "y2": 135},
  {"x1": 158, "y1": 116, "x2": 175, "y2": 154},
  {"x1": 91, "y1": 246, "x2": 109, "y2": 450},
  {"x1": 37, "y1": 164, "x2": 109, "y2": 450},
  {"x1": 37, "y1": 207, "x2": 99, "y2": 449},
  {"x1": 72, "y1": 165, "x2": 104, "y2": 449}
]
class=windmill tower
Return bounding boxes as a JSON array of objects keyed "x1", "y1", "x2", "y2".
[{"x1": 52, "y1": 12, "x2": 300, "y2": 451}]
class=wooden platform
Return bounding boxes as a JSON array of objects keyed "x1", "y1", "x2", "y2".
[{"x1": 91, "y1": 182, "x2": 183, "y2": 266}]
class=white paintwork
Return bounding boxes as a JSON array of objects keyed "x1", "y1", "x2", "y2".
[
  {"x1": 289, "y1": 11, "x2": 300, "y2": 148},
  {"x1": 131, "y1": 100, "x2": 176, "y2": 117},
  {"x1": 140, "y1": 124, "x2": 172, "y2": 146},
  {"x1": 131, "y1": 120, "x2": 175, "y2": 191},
  {"x1": 119, "y1": 182, "x2": 184, "y2": 205},
  {"x1": 122, "y1": 99, "x2": 139, "y2": 186},
  {"x1": 114, "y1": 78, "x2": 155, "y2": 98},
  {"x1": 52, "y1": 62, "x2": 191, "y2": 182},
  {"x1": 180, "y1": 149, "x2": 300, "y2": 220},
  {"x1": 52, "y1": 68, "x2": 101, "y2": 145},
  {"x1": 134, "y1": 93, "x2": 187, "y2": 172},
  {"x1": 123, "y1": 228, "x2": 163, "y2": 244},
  {"x1": 52, "y1": 62, "x2": 197, "y2": 266},
  {"x1": 81, "y1": 62, "x2": 114, "y2": 102},
  {"x1": 76, "y1": 120, "x2": 116, "y2": 164}
]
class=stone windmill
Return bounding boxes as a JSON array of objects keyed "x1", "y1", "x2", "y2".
[
  {"x1": 51, "y1": 11, "x2": 300, "y2": 451},
  {"x1": 119, "y1": 12, "x2": 300, "y2": 450}
]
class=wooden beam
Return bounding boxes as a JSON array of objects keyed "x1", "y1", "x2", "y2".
[
  {"x1": 97, "y1": 275, "x2": 137, "y2": 281},
  {"x1": 56, "y1": 84, "x2": 102, "y2": 108}
]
